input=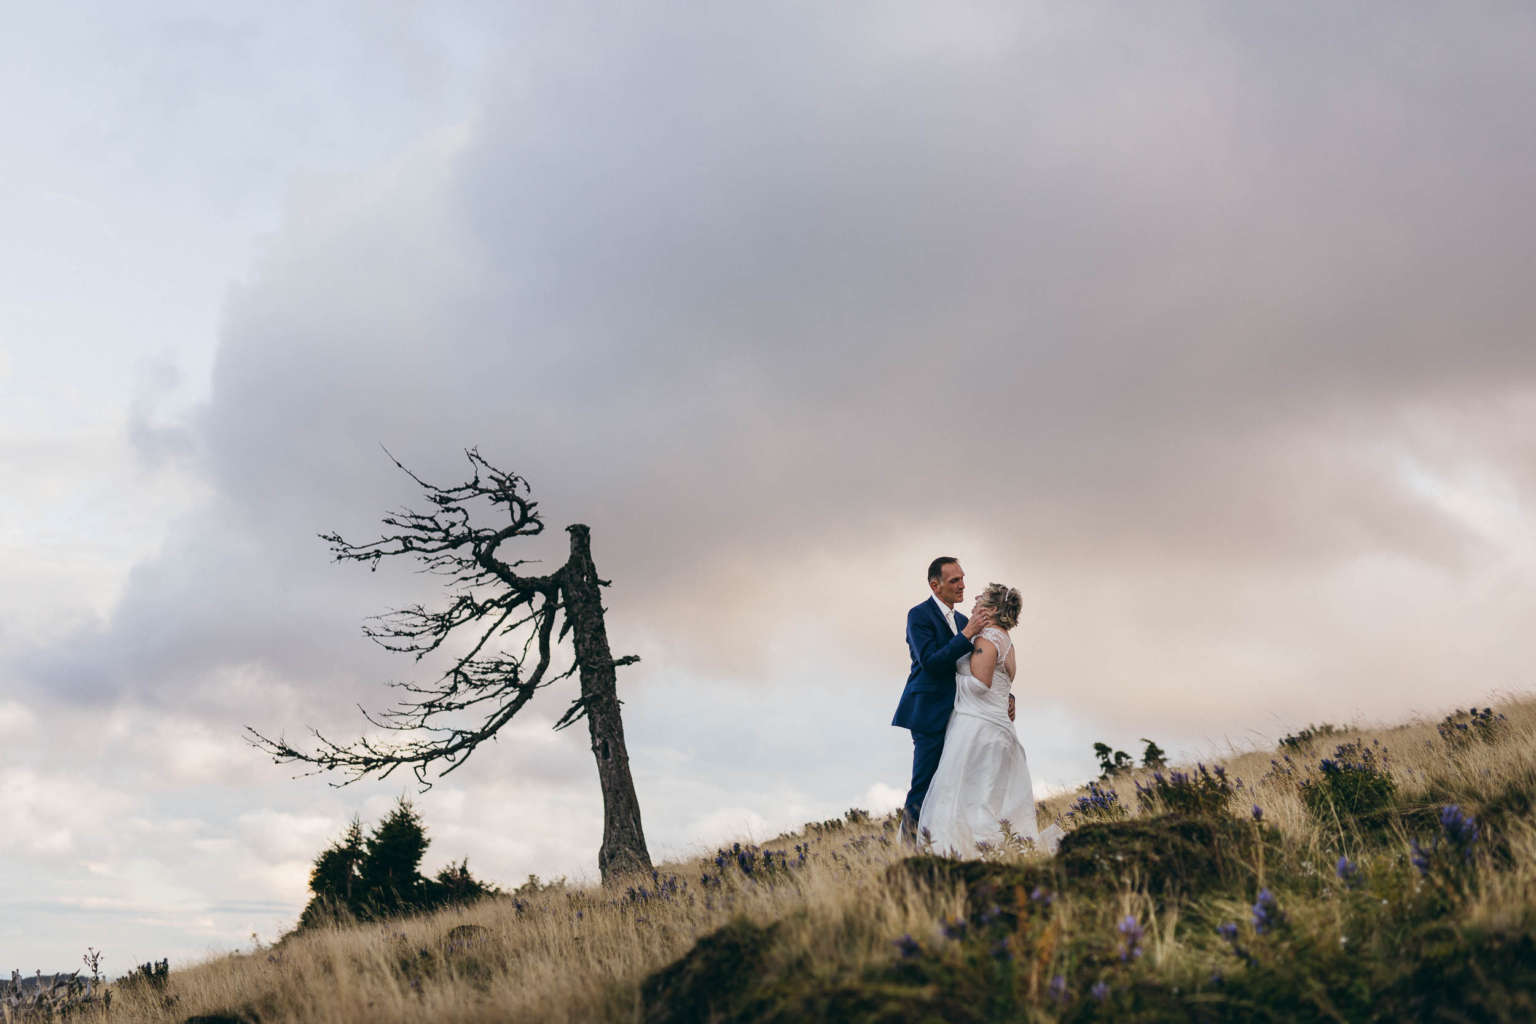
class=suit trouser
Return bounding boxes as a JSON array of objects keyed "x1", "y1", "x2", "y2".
[{"x1": 903, "y1": 729, "x2": 947, "y2": 832}]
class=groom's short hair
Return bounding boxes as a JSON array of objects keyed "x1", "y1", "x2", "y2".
[{"x1": 927, "y1": 557, "x2": 959, "y2": 583}]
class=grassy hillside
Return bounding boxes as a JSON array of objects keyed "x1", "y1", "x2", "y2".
[{"x1": 108, "y1": 698, "x2": 1536, "y2": 1023}]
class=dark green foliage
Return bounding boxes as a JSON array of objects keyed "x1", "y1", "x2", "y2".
[
  {"x1": 1438, "y1": 706, "x2": 1507, "y2": 749},
  {"x1": 118, "y1": 959, "x2": 169, "y2": 990},
  {"x1": 1093, "y1": 742, "x2": 1134, "y2": 780},
  {"x1": 434, "y1": 858, "x2": 496, "y2": 904},
  {"x1": 306, "y1": 817, "x2": 364, "y2": 912},
  {"x1": 510, "y1": 873, "x2": 567, "y2": 897},
  {"x1": 1300, "y1": 741, "x2": 1397, "y2": 826},
  {"x1": 359, "y1": 799, "x2": 431, "y2": 911},
  {"x1": 1139, "y1": 738, "x2": 1168, "y2": 770},
  {"x1": 1133, "y1": 763, "x2": 1236, "y2": 817},
  {"x1": 1278, "y1": 722, "x2": 1341, "y2": 751},
  {"x1": 296, "y1": 797, "x2": 498, "y2": 930},
  {"x1": 804, "y1": 807, "x2": 885, "y2": 837}
]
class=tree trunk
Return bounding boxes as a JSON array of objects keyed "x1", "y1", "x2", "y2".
[{"x1": 562, "y1": 524, "x2": 652, "y2": 881}]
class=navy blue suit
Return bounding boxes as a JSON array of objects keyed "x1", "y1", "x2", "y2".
[{"x1": 892, "y1": 598, "x2": 974, "y2": 830}]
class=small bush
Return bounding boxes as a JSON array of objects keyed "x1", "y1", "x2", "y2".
[
  {"x1": 4, "y1": 968, "x2": 111, "y2": 1019},
  {"x1": 1139, "y1": 738, "x2": 1168, "y2": 769},
  {"x1": 296, "y1": 798, "x2": 498, "y2": 930},
  {"x1": 1064, "y1": 781, "x2": 1126, "y2": 823},
  {"x1": 1134, "y1": 763, "x2": 1236, "y2": 817},
  {"x1": 1438, "y1": 706, "x2": 1507, "y2": 749},
  {"x1": 118, "y1": 959, "x2": 169, "y2": 991},
  {"x1": 974, "y1": 819, "x2": 1041, "y2": 860},
  {"x1": 510, "y1": 873, "x2": 567, "y2": 897},
  {"x1": 1279, "y1": 722, "x2": 1342, "y2": 751},
  {"x1": 1301, "y1": 741, "x2": 1397, "y2": 824},
  {"x1": 1093, "y1": 742, "x2": 1135, "y2": 779}
]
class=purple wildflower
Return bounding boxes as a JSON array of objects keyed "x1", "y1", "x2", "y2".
[
  {"x1": 1410, "y1": 837, "x2": 1436, "y2": 879},
  {"x1": 1440, "y1": 805, "x2": 1479, "y2": 852},
  {"x1": 1116, "y1": 914, "x2": 1145, "y2": 960},
  {"x1": 1251, "y1": 889, "x2": 1283, "y2": 934}
]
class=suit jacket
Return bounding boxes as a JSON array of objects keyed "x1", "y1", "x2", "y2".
[{"x1": 891, "y1": 597, "x2": 973, "y2": 734}]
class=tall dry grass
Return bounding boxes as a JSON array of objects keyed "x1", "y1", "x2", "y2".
[
  {"x1": 97, "y1": 695, "x2": 1536, "y2": 1023},
  {"x1": 107, "y1": 819, "x2": 956, "y2": 1024}
]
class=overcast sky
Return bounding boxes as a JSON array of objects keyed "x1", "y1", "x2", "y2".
[{"x1": 4, "y1": 1, "x2": 1536, "y2": 971}]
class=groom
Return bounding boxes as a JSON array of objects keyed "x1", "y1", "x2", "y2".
[{"x1": 892, "y1": 557, "x2": 1011, "y2": 840}]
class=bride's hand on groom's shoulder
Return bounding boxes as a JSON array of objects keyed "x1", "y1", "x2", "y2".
[{"x1": 962, "y1": 608, "x2": 991, "y2": 638}]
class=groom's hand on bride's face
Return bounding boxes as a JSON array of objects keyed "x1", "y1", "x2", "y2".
[{"x1": 962, "y1": 608, "x2": 991, "y2": 638}]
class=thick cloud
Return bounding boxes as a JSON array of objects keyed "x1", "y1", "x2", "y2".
[
  {"x1": 187, "y1": 1, "x2": 1536, "y2": 702},
  {"x1": 8, "y1": 0, "x2": 1536, "y2": 968}
]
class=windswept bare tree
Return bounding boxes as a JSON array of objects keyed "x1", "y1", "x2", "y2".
[{"x1": 249, "y1": 449, "x2": 650, "y2": 880}]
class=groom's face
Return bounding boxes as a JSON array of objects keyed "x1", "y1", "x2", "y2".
[{"x1": 930, "y1": 563, "x2": 965, "y2": 608}]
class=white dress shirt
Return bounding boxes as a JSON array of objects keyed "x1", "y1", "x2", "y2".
[{"x1": 931, "y1": 593, "x2": 958, "y2": 635}]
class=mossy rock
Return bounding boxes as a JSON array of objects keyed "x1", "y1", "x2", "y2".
[
  {"x1": 442, "y1": 923, "x2": 490, "y2": 947},
  {"x1": 748, "y1": 978, "x2": 979, "y2": 1024},
  {"x1": 436, "y1": 923, "x2": 500, "y2": 987},
  {"x1": 1055, "y1": 813, "x2": 1255, "y2": 896},
  {"x1": 894, "y1": 814, "x2": 1256, "y2": 904},
  {"x1": 183, "y1": 1011, "x2": 260, "y2": 1024},
  {"x1": 641, "y1": 917, "x2": 780, "y2": 1024},
  {"x1": 890, "y1": 856, "x2": 1055, "y2": 927}
]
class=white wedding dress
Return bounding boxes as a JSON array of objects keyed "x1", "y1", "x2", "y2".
[{"x1": 917, "y1": 626, "x2": 1063, "y2": 857}]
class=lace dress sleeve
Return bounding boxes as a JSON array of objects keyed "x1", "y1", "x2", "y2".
[{"x1": 980, "y1": 626, "x2": 1011, "y2": 660}]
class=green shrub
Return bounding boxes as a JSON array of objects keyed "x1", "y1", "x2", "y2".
[
  {"x1": 1438, "y1": 706, "x2": 1507, "y2": 749},
  {"x1": 1133, "y1": 763, "x2": 1236, "y2": 817},
  {"x1": 1278, "y1": 721, "x2": 1342, "y2": 751},
  {"x1": 117, "y1": 959, "x2": 169, "y2": 991},
  {"x1": 296, "y1": 798, "x2": 498, "y2": 930},
  {"x1": 1092, "y1": 742, "x2": 1135, "y2": 779},
  {"x1": 1300, "y1": 741, "x2": 1397, "y2": 825}
]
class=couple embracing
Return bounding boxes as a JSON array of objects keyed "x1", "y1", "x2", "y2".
[{"x1": 892, "y1": 557, "x2": 1063, "y2": 855}]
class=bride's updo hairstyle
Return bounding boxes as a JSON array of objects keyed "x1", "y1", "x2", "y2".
[{"x1": 979, "y1": 583, "x2": 1023, "y2": 631}]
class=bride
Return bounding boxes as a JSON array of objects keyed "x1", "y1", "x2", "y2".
[{"x1": 917, "y1": 583, "x2": 1063, "y2": 856}]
